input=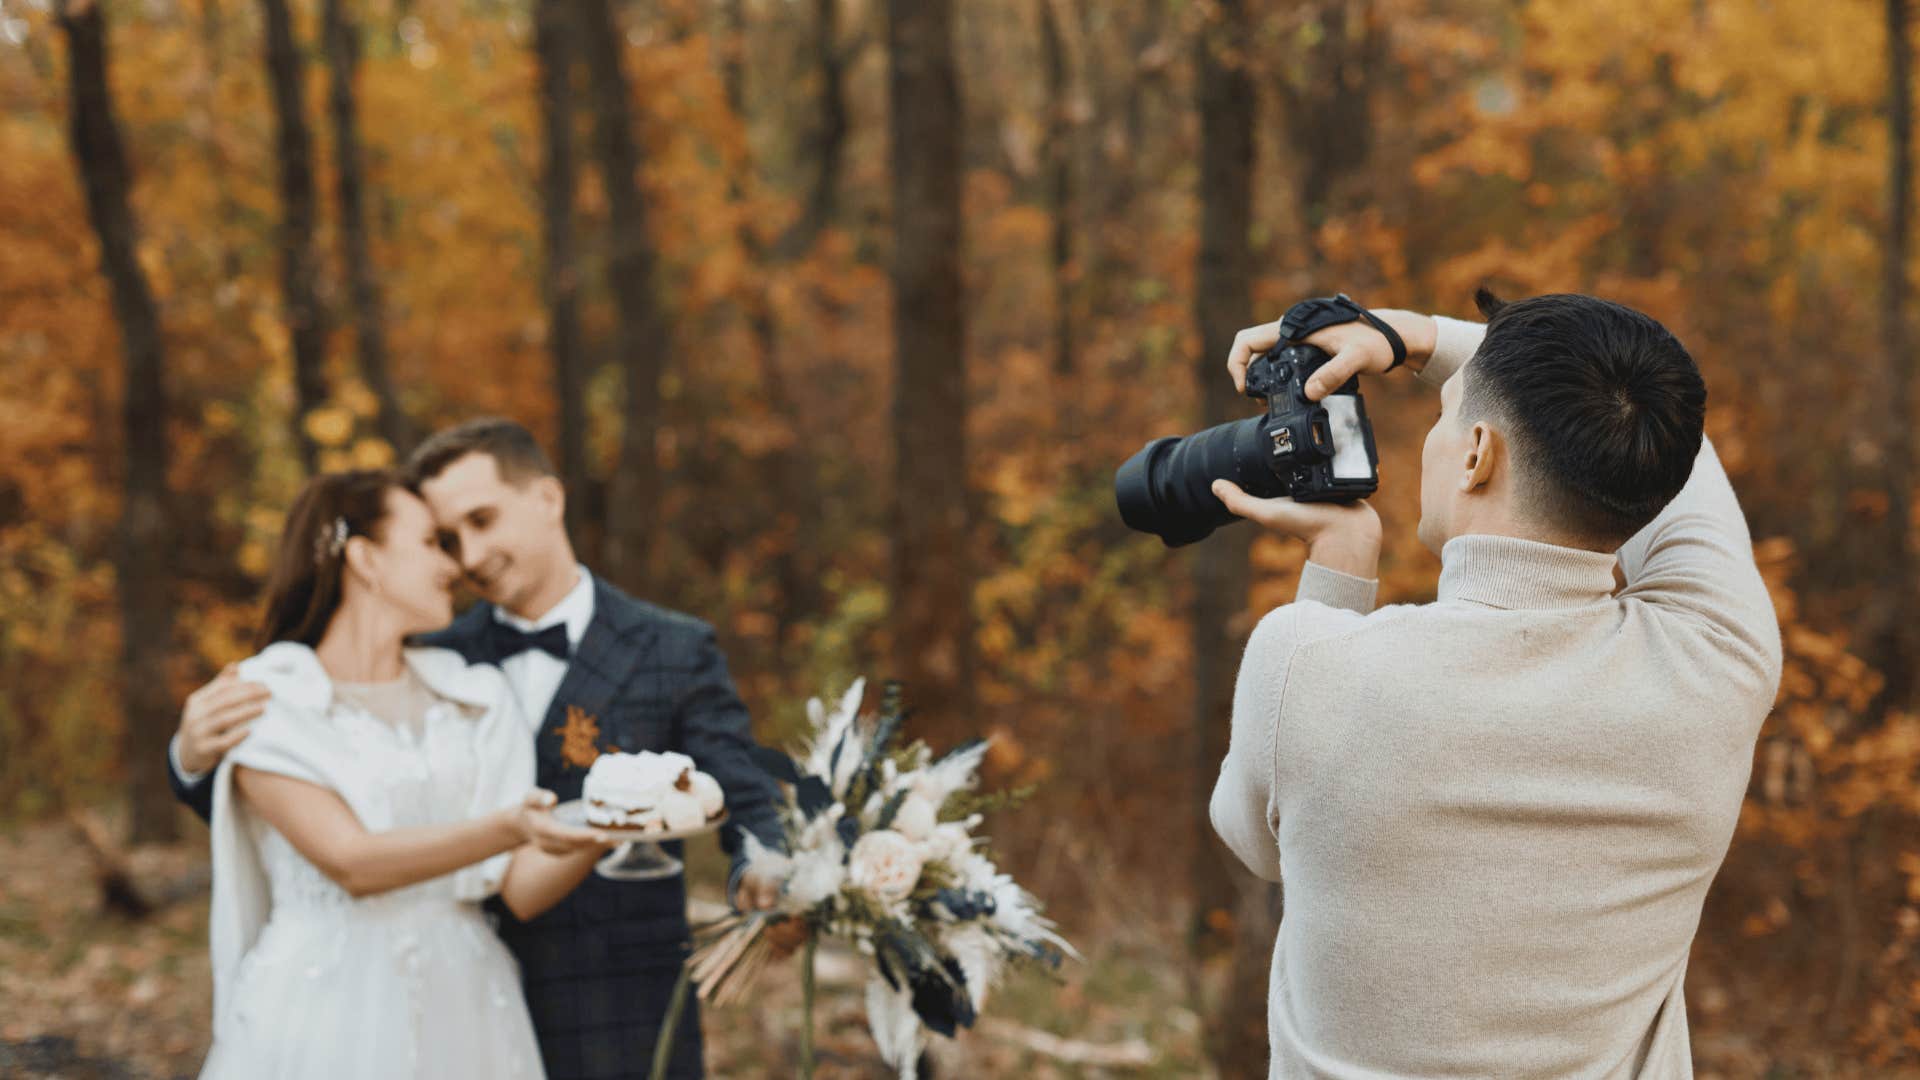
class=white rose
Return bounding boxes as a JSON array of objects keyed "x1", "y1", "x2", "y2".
[{"x1": 847, "y1": 829, "x2": 925, "y2": 902}]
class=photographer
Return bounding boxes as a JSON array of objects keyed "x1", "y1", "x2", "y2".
[{"x1": 1206, "y1": 293, "x2": 1782, "y2": 1077}]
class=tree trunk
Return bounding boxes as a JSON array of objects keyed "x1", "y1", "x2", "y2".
[
  {"x1": 197, "y1": 0, "x2": 245, "y2": 282},
  {"x1": 1039, "y1": 0, "x2": 1076, "y2": 379},
  {"x1": 1192, "y1": 1, "x2": 1265, "y2": 1073},
  {"x1": 534, "y1": 0, "x2": 590, "y2": 548},
  {"x1": 887, "y1": 0, "x2": 973, "y2": 737},
  {"x1": 1121, "y1": 0, "x2": 1169, "y2": 169},
  {"x1": 57, "y1": 0, "x2": 179, "y2": 844},
  {"x1": 1274, "y1": 2, "x2": 1380, "y2": 265},
  {"x1": 1877, "y1": 0, "x2": 1915, "y2": 709},
  {"x1": 780, "y1": 0, "x2": 851, "y2": 258},
  {"x1": 260, "y1": 0, "x2": 329, "y2": 472},
  {"x1": 579, "y1": 0, "x2": 666, "y2": 596},
  {"x1": 719, "y1": 0, "x2": 824, "y2": 634},
  {"x1": 323, "y1": 0, "x2": 414, "y2": 455},
  {"x1": 1085, "y1": 0, "x2": 1163, "y2": 325},
  {"x1": 1832, "y1": 0, "x2": 1915, "y2": 1036}
]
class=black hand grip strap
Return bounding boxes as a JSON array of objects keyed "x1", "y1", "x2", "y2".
[{"x1": 1277, "y1": 293, "x2": 1409, "y2": 371}]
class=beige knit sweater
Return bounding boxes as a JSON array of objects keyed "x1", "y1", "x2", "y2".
[{"x1": 1210, "y1": 317, "x2": 1783, "y2": 1079}]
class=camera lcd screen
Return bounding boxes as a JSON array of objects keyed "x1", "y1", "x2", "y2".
[{"x1": 1323, "y1": 395, "x2": 1372, "y2": 480}]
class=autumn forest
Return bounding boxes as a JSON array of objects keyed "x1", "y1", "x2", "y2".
[{"x1": 2, "y1": 0, "x2": 1919, "y2": 1075}]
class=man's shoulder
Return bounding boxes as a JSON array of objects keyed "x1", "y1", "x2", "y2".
[
  {"x1": 1248, "y1": 597, "x2": 1429, "y2": 659},
  {"x1": 589, "y1": 577, "x2": 715, "y2": 643}
]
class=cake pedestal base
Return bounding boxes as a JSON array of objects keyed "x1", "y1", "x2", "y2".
[
  {"x1": 551, "y1": 802, "x2": 729, "y2": 881},
  {"x1": 596, "y1": 839, "x2": 682, "y2": 881}
]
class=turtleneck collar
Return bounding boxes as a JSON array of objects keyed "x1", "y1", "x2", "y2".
[{"x1": 1436, "y1": 533, "x2": 1618, "y2": 611}]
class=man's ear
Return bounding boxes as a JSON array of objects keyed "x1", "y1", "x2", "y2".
[
  {"x1": 535, "y1": 475, "x2": 566, "y2": 523},
  {"x1": 1461, "y1": 422, "x2": 1501, "y2": 493}
]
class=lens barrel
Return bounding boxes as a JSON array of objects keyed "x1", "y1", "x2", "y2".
[{"x1": 1114, "y1": 416, "x2": 1286, "y2": 547}]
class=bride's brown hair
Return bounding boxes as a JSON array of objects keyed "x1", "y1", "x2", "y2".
[{"x1": 259, "y1": 470, "x2": 404, "y2": 648}]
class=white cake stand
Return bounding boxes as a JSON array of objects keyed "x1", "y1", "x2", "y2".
[{"x1": 553, "y1": 802, "x2": 729, "y2": 881}]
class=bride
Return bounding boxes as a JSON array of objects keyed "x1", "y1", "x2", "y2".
[{"x1": 201, "y1": 469, "x2": 606, "y2": 1079}]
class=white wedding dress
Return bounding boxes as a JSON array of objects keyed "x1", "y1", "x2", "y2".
[{"x1": 200, "y1": 642, "x2": 545, "y2": 1080}]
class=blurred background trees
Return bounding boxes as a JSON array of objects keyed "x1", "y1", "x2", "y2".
[{"x1": 3, "y1": 0, "x2": 1919, "y2": 1070}]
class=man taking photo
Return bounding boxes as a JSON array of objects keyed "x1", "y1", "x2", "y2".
[{"x1": 1208, "y1": 291, "x2": 1782, "y2": 1078}]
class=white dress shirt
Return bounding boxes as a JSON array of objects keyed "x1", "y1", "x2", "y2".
[
  {"x1": 494, "y1": 564, "x2": 595, "y2": 731},
  {"x1": 170, "y1": 732, "x2": 209, "y2": 785}
]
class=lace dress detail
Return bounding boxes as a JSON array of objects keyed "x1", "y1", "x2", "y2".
[{"x1": 202, "y1": 672, "x2": 543, "y2": 1080}]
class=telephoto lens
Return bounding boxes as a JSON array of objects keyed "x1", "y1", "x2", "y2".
[
  {"x1": 1114, "y1": 419, "x2": 1280, "y2": 547},
  {"x1": 1115, "y1": 343, "x2": 1379, "y2": 547}
]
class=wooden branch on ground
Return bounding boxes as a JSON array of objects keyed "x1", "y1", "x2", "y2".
[
  {"x1": 68, "y1": 810, "x2": 212, "y2": 919},
  {"x1": 976, "y1": 1017, "x2": 1155, "y2": 1069},
  {"x1": 69, "y1": 810, "x2": 150, "y2": 919}
]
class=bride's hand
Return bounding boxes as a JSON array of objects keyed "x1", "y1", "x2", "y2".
[{"x1": 512, "y1": 789, "x2": 608, "y2": 855}]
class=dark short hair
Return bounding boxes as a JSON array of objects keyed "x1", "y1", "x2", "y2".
[
  {"x1": 260, "y1": 470, "x2": 404, "y2": 648},
  {"x1": 1461, "y1": 290, "x2": 1706, "y2": 546},
  {"x1": 405, "y1": 417, "x2": 556, "y2": 488}
]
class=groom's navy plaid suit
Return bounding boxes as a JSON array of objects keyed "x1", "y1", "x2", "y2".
[
  {"x1": 173, "y1": 575, "x2": 784, "y2": 1080},
  {"x1": 419, "y1": 577, "x2": 783, "y2": 1080}
]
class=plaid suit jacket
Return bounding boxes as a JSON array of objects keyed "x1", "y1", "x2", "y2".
[{"x1": 419, "y1": 576, "x2": 784, "y2": 1080}]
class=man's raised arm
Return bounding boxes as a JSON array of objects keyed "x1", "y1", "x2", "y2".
[
  {"x1": 1615, "y1": 438, "x2": 1783, "y2": 695},
  {"x1": 1410, "y1": 314, "x2": 1486, "y2": 390}
]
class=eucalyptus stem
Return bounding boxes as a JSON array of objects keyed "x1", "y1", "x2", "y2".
[
  {"x1": 649, "y1": 960, "x2": 694, "y2": 1080},
  {"x1": 799, "y1": 932, "x2": 818, "y2": 1079}
]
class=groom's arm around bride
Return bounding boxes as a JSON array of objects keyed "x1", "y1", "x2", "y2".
[{"x1": 170, "y1": 417, "x2": 788, "y2": 1079}]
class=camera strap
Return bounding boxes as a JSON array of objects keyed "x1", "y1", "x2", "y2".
[{"x1": 1276, "y1": 293, "x2": 1409, "y2": 371}]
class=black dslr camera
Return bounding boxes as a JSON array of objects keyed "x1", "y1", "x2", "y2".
[{"x1": 1115, "y1": 295, "x2": 1389, "y2": 547}]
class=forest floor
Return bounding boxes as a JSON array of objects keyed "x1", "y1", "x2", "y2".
[{"x1": 0, "y1": 811, "x2": 1905, "y2": 1079}]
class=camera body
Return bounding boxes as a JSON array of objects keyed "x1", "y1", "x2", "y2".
[
  {"x1": 1244, "y1": 343, "x2": 1380, "y2": 505},
  {"x1": 1114, "y1": 341, "x2": 1380, "y2": 548}
]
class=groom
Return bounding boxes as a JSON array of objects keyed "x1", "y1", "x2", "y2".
[{"x1": 168, "y1": 417, "x2": 785, "y2": 1080}]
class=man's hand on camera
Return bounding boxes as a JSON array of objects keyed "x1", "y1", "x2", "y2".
[
  {"x1": 1226, "y1": 308, "x2": 1438, "y2": 398},
  {"x1": 1211, "y1": 479, "x2": 1382, "y2": 580}
]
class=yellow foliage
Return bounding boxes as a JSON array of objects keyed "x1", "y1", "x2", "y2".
[
  {"x1": 304, "y1": 407, "x2": 355, "y2": 448},
  {"x1": 5, "y1": 0, "x2": 1920, "y2": 1060},
  {"x1": 350, "y1": 438, "x2": 396, "y2": 470},
  {"x1": 237, "y1": 540, "x2": 270, "y2": 580},
  {"x1": 337, "y1": 381, "x2": 381, "y2": 420}
]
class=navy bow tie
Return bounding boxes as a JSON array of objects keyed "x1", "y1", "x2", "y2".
[{"x1": 487, "y1": 620, "x2": 571, "y2": 664}]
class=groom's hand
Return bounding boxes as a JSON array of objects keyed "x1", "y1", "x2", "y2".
[
  {"x1": 734, "y1": 868, "x2": 781, "y2": 912},
  {"x1": 1226, "y1": 308, "x2": 1438, "y2": 398},
  {"x1": 177, "y1": 664, "x2": 271, "y2": 776},
  {"x1": 763, "y1": 915, "x2": 810, "y2": 958}
]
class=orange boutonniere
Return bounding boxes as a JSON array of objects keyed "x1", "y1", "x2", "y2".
[{"x1": 558, "y1": 706, "x2": 606, "y2": 769}]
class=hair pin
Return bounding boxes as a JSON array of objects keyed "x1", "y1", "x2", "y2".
[{"x1": 313, "y1": 516, "x2": 349, "y2": 564}]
